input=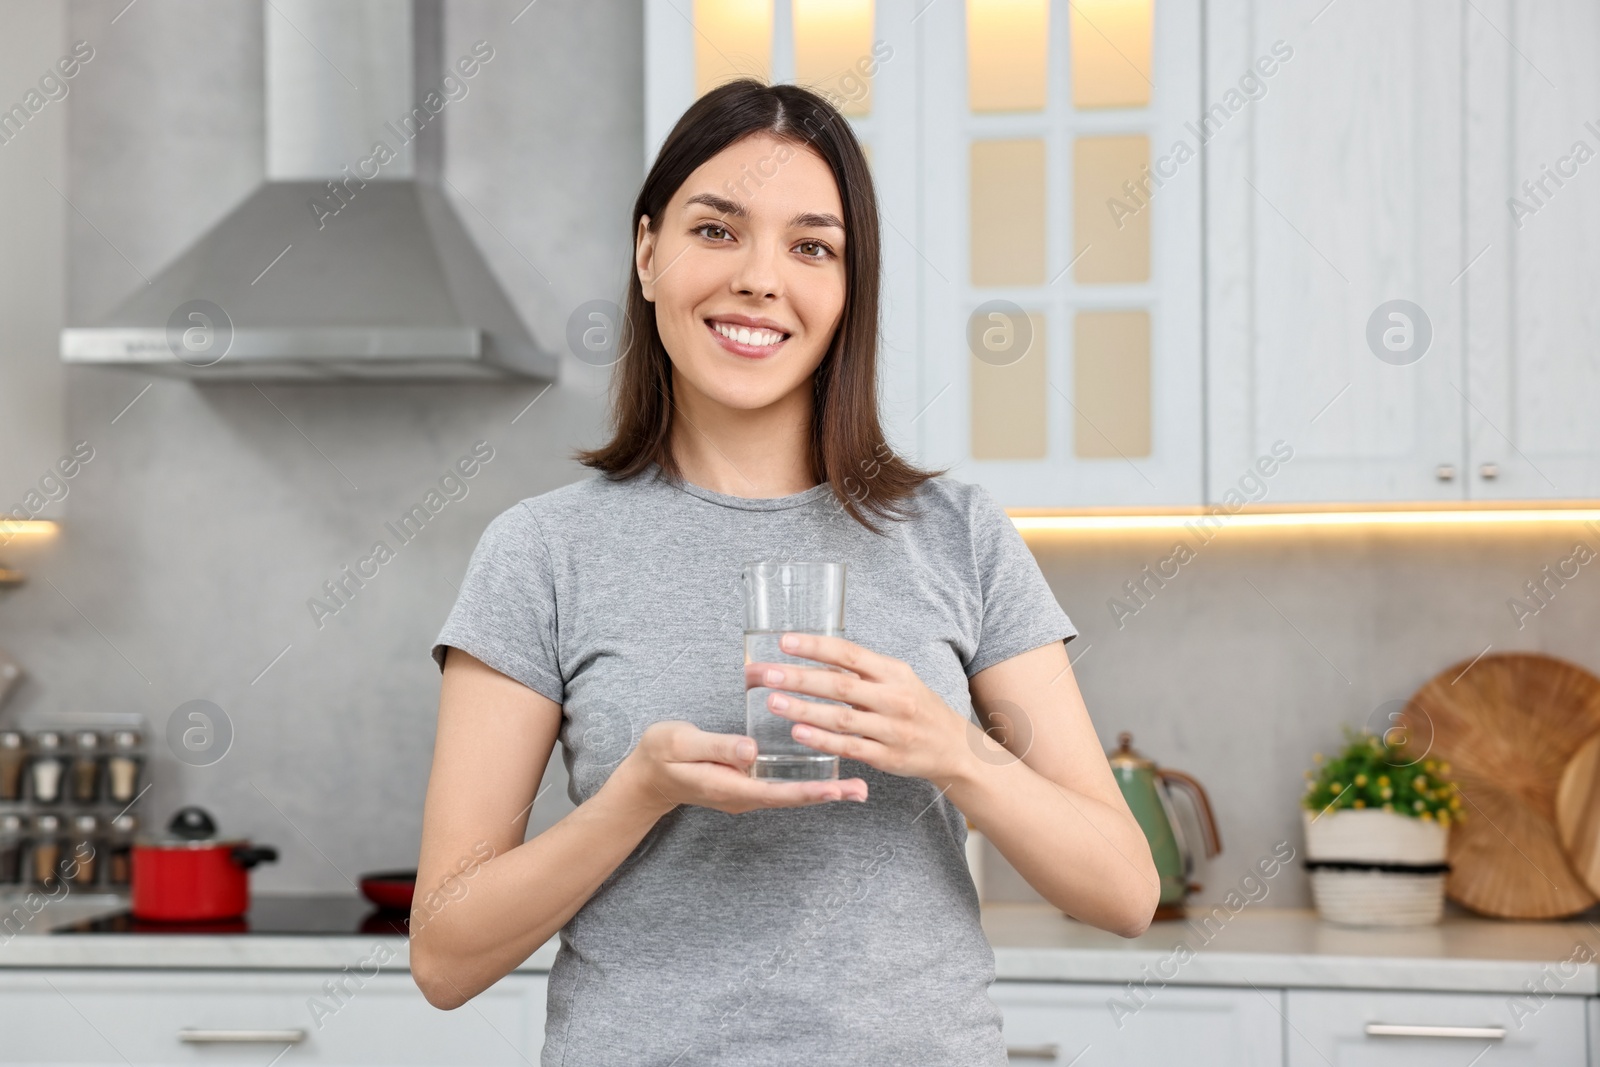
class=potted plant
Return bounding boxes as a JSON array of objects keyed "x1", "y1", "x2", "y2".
[{"x1": 1300, "y1": 728, "x2": 1464, "y2": 926}]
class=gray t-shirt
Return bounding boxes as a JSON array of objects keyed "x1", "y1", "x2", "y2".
[{"x1": 430, "y1": 461, "x2": 1077, "y2": 1067}]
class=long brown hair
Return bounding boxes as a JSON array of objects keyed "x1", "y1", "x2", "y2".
[{"x1": 572, "y1": 78, "x2": 946, "y2": 536}]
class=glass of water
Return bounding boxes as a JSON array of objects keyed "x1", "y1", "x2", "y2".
[{"x1": 741, "y1": 560, "x2": 847, "y2": 781}]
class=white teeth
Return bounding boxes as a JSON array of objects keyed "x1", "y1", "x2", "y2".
[{"x1": 711, "y1": 321, "x2": 786, "y2": 347}]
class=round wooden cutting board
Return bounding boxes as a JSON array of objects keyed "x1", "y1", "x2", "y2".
[
  {"x1": 1557, "y1": 732, "x2": 1600, "y2": 899},
  {"x1": 1398, "y1": 652, "x2": 1600, "y2": 920}
]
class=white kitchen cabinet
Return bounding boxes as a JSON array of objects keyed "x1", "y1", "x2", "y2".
[
  {"x1": 914, "y1": 0, "x2": 1205, "y2": 508},
  {"x1": 1205, "y1": 0, "x2": 1467, "y2": 505},
  {"x1": 1209, "y1": 0, "x2": 1600, "y2": 507},
  {"x1": 0, "y1": 969, "x2": 547, "y2": 1065},
  {"x1": 990, "y1": 980, "x2": 1283, "y2": 1066},
  {"x1": 643, "y1": 2, "x2": 1600, "y2": 510},
  {"x1": 1284, "y1": 988, "x2": 1586, "y2": 1066},
  {"x1": 1463, "y1": 0, "x2": 1600, "y2": 501}
]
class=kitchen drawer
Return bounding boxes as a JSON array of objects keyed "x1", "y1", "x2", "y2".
[
  {"x1": 1285, "y1": 989, "x2": 1586, "y2": 1066},
  {"x1": 990, "y1": 980, "x2": 1283, "y2": 1066},
  {"x1": 0, "y1": 969, "x2": 546, "y2": 1065}
]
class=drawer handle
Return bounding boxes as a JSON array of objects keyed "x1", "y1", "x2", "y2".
[
  {"x1": 1365, "y1": 1023, "x2": 1507, "y2": 1040},
  {"x1": 178, "y1": 1029, "x2": 308, "y2": 1044},
  {"x1": 1006, "y1": 1043, "x2": 1061, "y2": 1060}
]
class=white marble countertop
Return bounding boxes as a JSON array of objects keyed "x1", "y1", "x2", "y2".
[
  {"x1": 4, "y1": 896, "x2": 1598, "y2": 996},
  {"x1": 981, "y1": 903, "x2": 1600, "y2": 995}
]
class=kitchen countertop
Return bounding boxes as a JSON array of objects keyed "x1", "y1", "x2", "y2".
[
  {"x1": 4, "y1": 895, "x2": 1599, "y2": 996},
  {"x1": 982, "y1": 903, "x2": 1600, "y2": 995}
]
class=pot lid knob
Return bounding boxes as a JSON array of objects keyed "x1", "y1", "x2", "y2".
[{"x1": 167, "y1": 806, "x2": 217, "y2": 840}]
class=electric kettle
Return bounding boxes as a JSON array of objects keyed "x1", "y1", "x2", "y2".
[{"x1": 1108, "y1": 732, "x2": 1222, "y2": 921}]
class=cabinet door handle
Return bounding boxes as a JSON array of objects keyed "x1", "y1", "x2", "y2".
[
  {"x1": 1436, "y1": 464, "x2": 1457, "y2": 481},
  {"x1": 1365, "y1": 1023, "x2": 1506, "y2": 1040},
  {"x1": 178, "y1": 1028, "x2": 308, "y2": 1044},
  {"x1": 1006, "y1": 1043, "x2": 1061, "y2": 1060},
  {"x1": 1479, "y1": 463, "x2": 1499, "y2": 479}
]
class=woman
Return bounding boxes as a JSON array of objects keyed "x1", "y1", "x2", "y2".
[{"x1": 413, "y1": 79, "x2": 1158, "y2": 1065}]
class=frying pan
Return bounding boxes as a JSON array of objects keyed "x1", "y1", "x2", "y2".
[{"x1": 359, "y1": 869, "x2": 416, "y2": 912}]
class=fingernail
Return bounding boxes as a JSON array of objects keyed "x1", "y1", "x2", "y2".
[
  {"x1": 769, "y1": 694, "x2": 789, "y2": 710},
  {"x1": 781, "y1": 633, "x2": 799, "y2": 650},
  {"x1": 850, "y1": 794, "x2": 867, "y2": 803},
  {"x1": 765, "y1": 668, "x2": 784, "y2": 685},
  {"x1": 737, "y1": 741, "x2": 755, "y2": 759}
]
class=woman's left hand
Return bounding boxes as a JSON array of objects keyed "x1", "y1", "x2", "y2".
[{"x1": 749, "y1": 632, "x2": 974, "y2": 783}]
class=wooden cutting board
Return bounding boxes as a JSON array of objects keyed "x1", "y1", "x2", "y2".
[
  {"x1": 1556, "y1": 733, "x2": 1600, "y2": 898},
  {"x1": 1398, "y1": 652, "x2": 1600, "y2": 919}
]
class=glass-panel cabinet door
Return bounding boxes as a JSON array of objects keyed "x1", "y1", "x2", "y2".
[{"x1": 918, "y1": 0, "x2": 1204, "y2": 507}]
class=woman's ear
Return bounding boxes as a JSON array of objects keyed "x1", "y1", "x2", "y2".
[{"x1": 635, "y1": 214, "x2": 656, "y2": 302}]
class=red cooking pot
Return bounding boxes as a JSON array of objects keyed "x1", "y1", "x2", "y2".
[{"x1": 132, "y1": 806, "x2": 278, "y2": 922}]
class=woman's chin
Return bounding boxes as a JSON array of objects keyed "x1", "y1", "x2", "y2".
[{"x1": 691, "y1": 380, "x2": 802, "y2": 412}]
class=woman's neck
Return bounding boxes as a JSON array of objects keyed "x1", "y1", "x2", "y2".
[{"x1": 667, "y1": 378, "x2": 819, "y2": 499}]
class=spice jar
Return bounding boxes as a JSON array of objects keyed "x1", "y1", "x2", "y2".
[
  {"x1": 0, "y1": 812, "x2": 22, "y2": 885},
  {"x1": 69, "y1": 730, "x2": 102, "y2": 804},
  {"x1": 31, "y1": 813, "x2": 63, "y2": 888},
  {"x1": 67, "y1": 813, "x2": 99, "y2": 888},
  {"x1": 106, "y1": 730, "x2": 144, "y2": 805},
  {"x1": 107, "y1": 813, "x2": 137, "y2": 889},
  {"x1": 28, "y1": 731, "x2": 66, "y2": 804},
  {"x1": 0, "y1": 731, "x2": 25, "y2": 801}
]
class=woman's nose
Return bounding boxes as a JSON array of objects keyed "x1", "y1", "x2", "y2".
[{"x1": 730, "y1": 242, "x2": 783, "y2": 299}]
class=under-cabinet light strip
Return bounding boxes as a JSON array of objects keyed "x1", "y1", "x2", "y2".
[{"x1": 1009, "y1": 509, "x2": 1600, "y2": 532}]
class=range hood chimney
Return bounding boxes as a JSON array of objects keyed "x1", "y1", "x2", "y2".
[{"x1": 61, "y1": 0, "x2": 557, "y2": 381}]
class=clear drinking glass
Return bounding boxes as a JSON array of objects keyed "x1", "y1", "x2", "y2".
[{"x1": 741, "y1": 560, "x2": 847, "y2": 781}]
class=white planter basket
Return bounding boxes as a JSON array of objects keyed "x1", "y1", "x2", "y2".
[{"x1": 1302, "y1": 808, "x2": 1449, "y2": 927}]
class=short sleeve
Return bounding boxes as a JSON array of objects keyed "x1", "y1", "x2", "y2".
[
  {"x1": 430, "y1": 501, "x2": 564, "y2": 705},
  {"x1": 963, "y1": 484, "x2": 1078, "y2": 678}
]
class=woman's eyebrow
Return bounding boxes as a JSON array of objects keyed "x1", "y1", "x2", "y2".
[{"x1": 684, "y1": 191, "x2": 844, "y2": 232}]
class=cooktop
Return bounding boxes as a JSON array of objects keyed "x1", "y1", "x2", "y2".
[{"x1": 50, "y1": 894, "x2": 410, "y2": 936}]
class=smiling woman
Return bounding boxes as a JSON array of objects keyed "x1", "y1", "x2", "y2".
[
  {"x1": 413, "y1": 79, "x2": 1158, "y2": 1067},
  {"x1": 575, "y1": 78, "x2": 933, "y2": 532}
]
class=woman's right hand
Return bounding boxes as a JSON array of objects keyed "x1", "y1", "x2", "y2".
[{"x1": 614, "y1": 720, "x2": 868, "y2": 817}]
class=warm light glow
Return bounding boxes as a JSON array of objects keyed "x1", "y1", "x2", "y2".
[
  {"x1": 695, "y1": 0, "x2": 773, "y2": 97},
  {"x1": 1070, "y1": 0, "x2": 1153, "y2": 109},
  {"x1": 0, "y1": 520, "x2": 60, "y2": 540},
  {"x1": 967, "y1": 0, "x2": 1049, "y2": 112},
  {"x1": 794, "y1": 0, "x2": 875, "y2": 117},
  {"x1": 1009, "y1": 508, "x2": 1600, "y2": 532}
]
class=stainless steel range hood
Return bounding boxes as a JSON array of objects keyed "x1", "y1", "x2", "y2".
[{"x1": 61, "y1": 0, "x2": 557, "y2": 382}]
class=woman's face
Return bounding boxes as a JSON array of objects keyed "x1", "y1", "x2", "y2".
[{"x1": 636, "y1": 133, "x2": 847, "y2": 413}]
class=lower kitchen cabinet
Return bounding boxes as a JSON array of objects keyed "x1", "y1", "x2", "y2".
[
  {"x1": 1, "y1": 970, "x2": 1591, "y2": 1064},
  {"x1": 0, "y1": 969, "x2": 548, "y2": 1065},
  {"x1": 989, "y1": 981, "x2": 1283, "y2": 1066},
  {"x1": 1283, "y1": 989, "x2": 1586, "y2": 1066}
]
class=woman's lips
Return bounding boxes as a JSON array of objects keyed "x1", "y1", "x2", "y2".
[{"x1": 705, "y1": 319, "x2": 788, "y2": 360}]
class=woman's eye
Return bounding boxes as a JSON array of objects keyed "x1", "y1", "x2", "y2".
[{"x1": 693, "y1": 223, "x2": 832, "y2": 259}]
